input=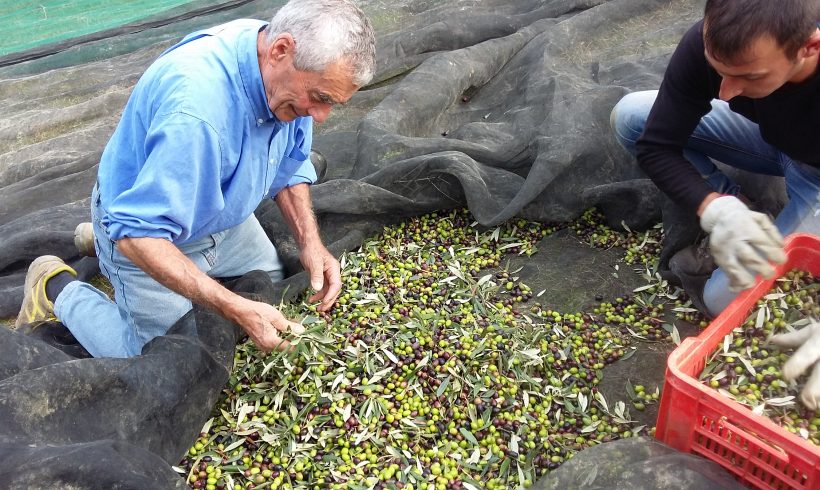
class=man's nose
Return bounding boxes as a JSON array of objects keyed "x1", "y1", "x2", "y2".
[
  {"x1": 718, "y1": 77, "x2": 742, "y2": 101},
  {"x1": 308, "y1": 104, "x2": 331, "y2": 123}
]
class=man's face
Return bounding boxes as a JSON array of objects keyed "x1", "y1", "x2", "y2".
[
  {"x1": 268, "y1": 58, "x2": 358, "y2": 123},
  {"x1": 704, "y1": 34, "x2": 807, "y2": 101},
  {"x1": 259, "y1": 33, "x2": 359, "y2": 124}
]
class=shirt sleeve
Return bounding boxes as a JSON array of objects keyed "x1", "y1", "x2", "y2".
[
  {"x1": 635, "y1": 20, "x2": 718, "y2": 213},
  {"x1": 286, "y1": 158, "x2": 318, "y2": 187},
  {"x1": 284, "y1": 117, "x2": 316, "y2": 187},
  {"x1": 102, "y1": 112, "x2": 224, "y2": 243},
  {"x1": 267, "y1": 117, "x2": 316, "y2": 199}
]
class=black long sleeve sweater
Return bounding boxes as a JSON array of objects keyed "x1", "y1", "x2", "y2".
[{"x1": 635, "y1": 20, "x2": 820, "y2": 213}]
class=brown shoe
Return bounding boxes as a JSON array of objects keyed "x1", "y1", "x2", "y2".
[
  {"x1": 15, "y1": 256, "x2": 77, "y2": 329},
  {"x1": 669, "y1": 241, "x2": 717, "y2": 318},
  {"x1": 74, "y1": 222, "x2": 96, "y2": 257}
]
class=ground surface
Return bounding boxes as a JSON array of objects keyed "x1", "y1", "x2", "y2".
[
  {"x1": 507, "y1": 229, "x2": 700, "y2": 428},
  {"x1": 2, "y1": 211, "x2": 713, "y2": 488}
]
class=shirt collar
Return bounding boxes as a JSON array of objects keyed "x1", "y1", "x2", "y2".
[{"x1": 238, "y1": 22, "x2": 275, "y2": 125}]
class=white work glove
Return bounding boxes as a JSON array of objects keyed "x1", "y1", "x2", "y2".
[
  {"x1": 700, "y1": 195, "x2": 786, "y2": 292},
  {"x1": 769, "y1": 319, "x2": 820, "y2": 410}
]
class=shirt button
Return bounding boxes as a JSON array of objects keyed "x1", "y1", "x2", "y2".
[{"x1": 257, "y1": 118, "x2": 264, "y2": 125}]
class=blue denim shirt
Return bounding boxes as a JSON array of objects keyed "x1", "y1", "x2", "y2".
[{"x1": 98, "y1": 19, "x2": 315, "y2": 245}]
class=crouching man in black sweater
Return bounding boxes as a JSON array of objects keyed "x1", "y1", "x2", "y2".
[
  {"x1": 611, "y1": 0, "x2": 820, "y2": 407},
  {"x1": 611, "y1": 0, "x2": 820, "y2": 314}
]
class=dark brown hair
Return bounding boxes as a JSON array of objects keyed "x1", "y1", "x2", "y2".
[{"x1": 704, "y1": 0, "x2": 820, "y2": 62}]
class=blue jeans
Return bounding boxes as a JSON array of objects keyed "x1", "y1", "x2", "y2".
[
  {"x1": 610, "y1": 90, "x2": 820, "y2": 316},
  {"x1": 54, "y1": 186, "x2": 284, "y2": 358}
]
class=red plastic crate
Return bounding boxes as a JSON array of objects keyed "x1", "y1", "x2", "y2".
[{"x1": 656, "y1": 233, "x2": 820, "y2": 490}]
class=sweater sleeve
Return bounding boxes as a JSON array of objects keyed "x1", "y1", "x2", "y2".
[{"x1": 635, "y1": 20, "x2": 719, "y2": 213}]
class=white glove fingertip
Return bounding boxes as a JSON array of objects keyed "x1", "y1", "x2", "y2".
[
  {"x1": 757, "y1": 262, "x2": 777, "y2": 280},
  {"x1": 781, "y1": 358, "x2": 802, "y2": 382},
  {"x1": 770, "y1": 248, "x2": 787, "y2": 265},
  {"x1": 725, "y1": 263, "x2": 756, "y2": 292},
  {"x1": 769, "y1": 328, "x2": 814, "y2": 348},
  {"x1": 782, "y1": 333, "x2": 820, "y2": 381},
  {"x1": 802, "y1": 391, "x2": 820, "y2": 411},
  {"x1": 801, "y1": 363, "x2": 820, "y2": 411}
]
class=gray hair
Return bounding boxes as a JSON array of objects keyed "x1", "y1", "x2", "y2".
[{"x1": 267, "y1": 0, "x2": 376, "y2": 86}]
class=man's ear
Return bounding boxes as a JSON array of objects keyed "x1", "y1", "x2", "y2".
[
  {"x1": 267, "y1": 33, "x2": 296, "y2": 63},
  {"x1": 800, "y1": 29, "x2": 820, "y2": 58}
]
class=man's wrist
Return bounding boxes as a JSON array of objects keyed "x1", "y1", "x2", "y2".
[
  {"x1": 212, "y1": 289, "x2": 251, "y2": 324},
  {"x1": 697, "y1": 192, "x2": 724, "y2": 217}
]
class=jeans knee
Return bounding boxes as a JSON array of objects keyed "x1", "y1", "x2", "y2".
[
  {"x1": 703, "y1": 271, "x2": 735, "y2": 318},
  {"x1": 610, "y1": 99, "x2": 638, "y2": 154},
  {"x1": 610, "y1": 91, "x2": 657, "y2": 156}
]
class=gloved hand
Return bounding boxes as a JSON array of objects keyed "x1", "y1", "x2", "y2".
[
  {"x1": 769, "y1": 319, "x2": 820, "y2": 410},
  {"x1": 700, "y1": 195, "x2": 786, "y2": 292}
]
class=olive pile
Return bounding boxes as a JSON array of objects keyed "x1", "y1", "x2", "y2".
[
  {"x1": 570, "y1": 208, "x2": 663, "y2": 266},
  {"x1": 700, "y1": 270, "x2": 820, "y2": 443},
  {"x1": 179, "y1": 209, "x2": 677, "y2": 490},
  {"x1": 626, "y1": 383, "x2": 660, "y2": 412}
]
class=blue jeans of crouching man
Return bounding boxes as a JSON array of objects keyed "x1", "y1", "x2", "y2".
[
  {"x1": 54, "y1": 185, "x2": 285, "y2": 358},
  {"x1": 610, "y1": 90, "x2": 820, "y2": 317}
]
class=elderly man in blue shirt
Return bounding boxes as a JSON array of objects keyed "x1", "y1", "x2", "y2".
[{"x1": 15, "y1": 0, "x2": 376, "y2": 358}]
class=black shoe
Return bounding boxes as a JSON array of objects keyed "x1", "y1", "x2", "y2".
[{"x1": 669, "y1": 241, "x2": 716, "y2": 318}]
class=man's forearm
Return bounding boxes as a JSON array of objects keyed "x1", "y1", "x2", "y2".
[
  {"x1": 276, "y1": 183, "x2": 322, "y2": 248},
  {"x1": 116, "y1": 236, "x2": 243, "y2": 321},
  {"x1": 276, "y1": 182, "x2": 342, "y2": 309}
]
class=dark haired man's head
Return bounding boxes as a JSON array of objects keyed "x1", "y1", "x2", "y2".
[
  {"x1": 703, "y1": 0, "x2": 820, "y2": 100},
  {"x1": 704, "y1": 0, "x2": 819, "y2": 62}
]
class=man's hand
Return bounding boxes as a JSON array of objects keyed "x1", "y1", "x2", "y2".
[
  {"x1": 700, "y1": 195, "x2": 786, "y2": 291},
  {"x1": 230, "y1": 296, "x2": 305, "y2": 352},
  {"x1": 300, "y1": 243, "x2": 342, "y2": 312},
  {"x1": 769, "y1": 319, "x2": 820, "y2": 410},
  {"x1": 118, "y1": 236, "x2": 303, "y2": 353}
]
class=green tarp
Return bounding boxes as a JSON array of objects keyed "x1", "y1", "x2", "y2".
[{"x1": 0, "y1": 0, "x2": 273, "y2": 68}]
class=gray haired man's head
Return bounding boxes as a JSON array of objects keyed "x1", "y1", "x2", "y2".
[{"x1": 267, "y1": 0, "x2": 376, "y2": 87}]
